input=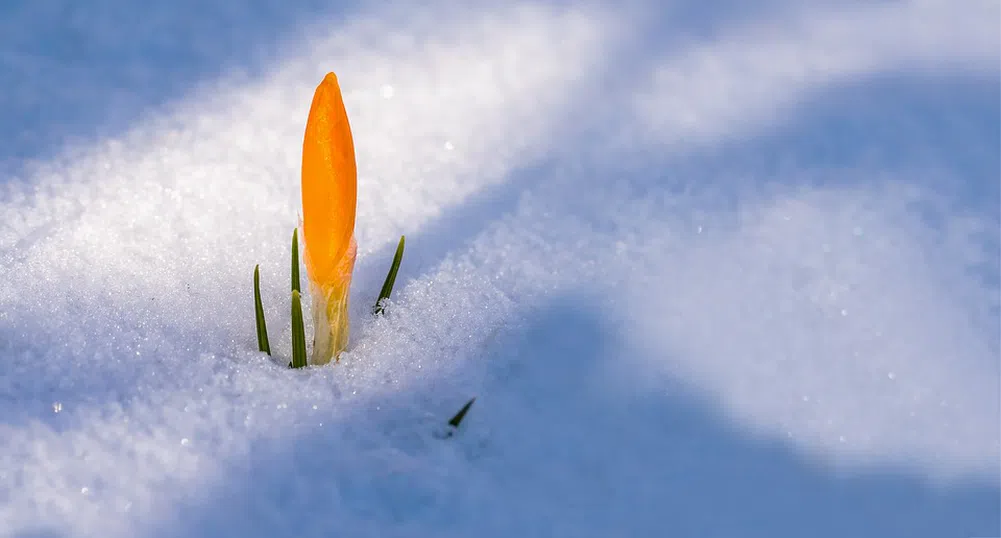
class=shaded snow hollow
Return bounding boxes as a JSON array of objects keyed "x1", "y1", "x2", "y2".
[{"x1": 1, "y1": 1, "x2": 999, "y2": 537}]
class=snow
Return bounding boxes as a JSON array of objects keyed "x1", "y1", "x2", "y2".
[{"x1": 1, "y1": 1, "x2": 998, "y2": 537}]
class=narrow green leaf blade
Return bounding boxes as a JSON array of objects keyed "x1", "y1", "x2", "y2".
[
  {"x1": 253, "y1": 264, "x2": 271, "y2": 355},
  {"x1": 373, "y1": 235, "x2": 405, "y2": 315},
  {"x1": 290, "y1": 289, "x2": 307, "y2": 368},
  {"x1": 291, "y1": 228, "x2": 301, "y2": 295},
  {"x1": 447, "y1": 397, "x2": 476, "y2": 429}
]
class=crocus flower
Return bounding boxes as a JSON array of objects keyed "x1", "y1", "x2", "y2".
[{"x1": 300, "y1": 72, "x2": 357, "y2": 365}]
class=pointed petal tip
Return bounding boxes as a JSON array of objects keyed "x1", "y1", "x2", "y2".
[{"x1": 319, "y1": 72, "x2": 342, "y2": 94}]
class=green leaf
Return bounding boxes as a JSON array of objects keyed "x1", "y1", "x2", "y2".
[
  {"x1": 373, "y1": 235, "x2": 405, "y2": 315},
  {"x1": 253, "y1": 264, "x2": 271, "y2": 355},
  {"x1": 447, "y1": 397, "x2": 476, "y2": 429},
  {"x1": 290, "y1": 289, "x2": 308, "y2": 368},
  {"x1": 291, "y1": 228, "x2": 301, "y2": 295}
]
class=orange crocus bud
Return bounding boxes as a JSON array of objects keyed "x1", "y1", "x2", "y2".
[{"x1": 300, "y1": 72, "x2": 357, "y2": 364}]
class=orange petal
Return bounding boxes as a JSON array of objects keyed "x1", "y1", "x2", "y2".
[{"x1": 301, "y1": 72, "x2": 357, "y2": 287}]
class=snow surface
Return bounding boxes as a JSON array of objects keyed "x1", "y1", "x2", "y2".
[{"x1": 1, "y1": 1, "x2": 999, "y2": 536}]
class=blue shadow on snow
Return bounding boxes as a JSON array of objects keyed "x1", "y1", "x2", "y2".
[{"x1": 142, "y1": 293, "x2": 1000, "y2": 538}]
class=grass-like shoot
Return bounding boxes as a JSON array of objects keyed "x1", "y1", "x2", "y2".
[
  {"x1": 448, "y1": 397, "x2": 476, "y2": 429},
  {"x1": 253, "y1": 264, "x2": 271, "y2": 355},
  {"x1": 291, "y1": 228, "x2": 301, "y2": 295},
  {"x1": 435, "y1": 397, "x2": 477, "y2": 439},
  {"x1": 290, "y1": 289, "x2": 308, "y2": 369},
  {"x1": 373, "y1": 235, "x2": 405, "y2": 315}
]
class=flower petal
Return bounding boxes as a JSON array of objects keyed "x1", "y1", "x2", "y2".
[{"x1": 301, "y1": 72, "x2": 357, "y2": 287}]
